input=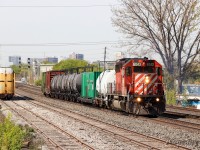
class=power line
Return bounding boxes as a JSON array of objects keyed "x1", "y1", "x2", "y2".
[
  {"x1": 0, "y1": 40, "x2": 131, "y2": 46},
  {"x1": 0, "y1": 4, "x2": 121, "y2": 8}
]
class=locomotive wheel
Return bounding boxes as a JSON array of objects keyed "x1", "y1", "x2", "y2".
[
  {"x1": 60, "y1": 95, "x2": 64, "y2": 100},
  {"x1": 125, "y1": 101, "x2": 134, "y2": 113},
  {"x1": 134, "y1": 103, "x2": 141, "y2": 116}
]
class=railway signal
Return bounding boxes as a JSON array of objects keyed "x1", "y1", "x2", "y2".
[{"x1": 27, "y1": 58, "x2": 31, "y2": 68}]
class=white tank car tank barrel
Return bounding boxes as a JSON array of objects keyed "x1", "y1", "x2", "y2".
[{"x1": 96, "y1": 70, "x2": 116, "y2": 97}]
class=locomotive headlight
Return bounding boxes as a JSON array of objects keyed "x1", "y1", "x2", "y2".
[
  {"x1": 145, "y1": 76, "x2": 150, "y2": 84},
  {"x1": 137, "y1": 97, "x2": 142, "y2": 102},
  {"x1": 156, "y1": 98, "x2": 160, "y2": 102}
]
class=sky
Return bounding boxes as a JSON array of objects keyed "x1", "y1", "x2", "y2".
[{"x1": 0, "y1": 0, "x2": 131, "y2": 66}]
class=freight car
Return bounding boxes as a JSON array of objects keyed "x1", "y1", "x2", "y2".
[
  {"x1": 42, "y1": 58, "x2": 166, "y2": 116},
  {"x1": 0, "y1": 67, "x2": 15, "y2": 100}
]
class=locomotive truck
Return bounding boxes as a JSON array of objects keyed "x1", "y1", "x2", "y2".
[{"x1": 41, "y1": 58, "x2": 166, "y2": 116}]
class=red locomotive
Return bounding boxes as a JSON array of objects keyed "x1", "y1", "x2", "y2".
[{"x1": 106, "y1": 57, "x2": 165, "y2": 115}]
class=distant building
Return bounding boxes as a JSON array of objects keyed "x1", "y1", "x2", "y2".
[
  {"x1": 69, "y1": 52, "x2": 76, "y2": 59},
  {"x1": 46, "y1": 57, "x2": 58, "y2": 63},
  {"x1": 27, "y1": 57, "x2": 58, "y2": 65},
  {"x1": 69, "y1": 52, "x2": 84, "y2": 60},
  {"x1": 76, "y1": 54, "x2": 84, "y2": 60},
  {"x1": 9, "y1": 56, "x2": 21, "y2": 65},
  {"x1": 39, "y1": 64, "x2": 55, "y2": 78}
]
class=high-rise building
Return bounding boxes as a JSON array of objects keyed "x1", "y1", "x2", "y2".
[
  {"x1": 76, "y1": 54, "x2": 84, "y2": 60},
  {"x1": 69, "y1": 52, "x2": 84, "y2": 60},
  {"x1": 9, "y1": 56, "x2": 21, "y2": 65}
]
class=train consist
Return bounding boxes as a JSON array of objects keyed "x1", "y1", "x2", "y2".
[
  {"x1": 0, "y1": 67, "x2": 15, "y2": 100},
  {"x1": 41, "y1": 58, "x2": 166, "y2": 116}
]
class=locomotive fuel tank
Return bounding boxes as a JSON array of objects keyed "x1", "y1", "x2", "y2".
[{"x1": 112, "y1": 100, "x2": 126, "y2": 110}]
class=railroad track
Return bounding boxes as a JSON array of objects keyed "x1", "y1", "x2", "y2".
[
  {"x1": 16, "y1": 84, "x2": 199, "y2": 148},
  {"x1": 167, "y1": 105, "x2": 200, "y2": 113},
  {"x1": 18, "y1": 84, "x2": 200, "y2": 119},
  {"x1": 17, "y1": 84, "x2": 200, "y2": 131},
  {"x1": 15, "y1": 89, "x2": 190, "y2": 150},
  {"x1": 1, "y1": 100, "x2": 95, "y2": 150},
  {"x1": 17, "y1": 84, "x2": 42, "y2": 96},
  {"x1": 144, "y1": 116, "x2": 200, "y2": 132}
]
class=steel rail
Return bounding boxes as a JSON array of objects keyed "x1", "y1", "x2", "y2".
[
  {"x1": 2, "y1": 100, "x2": 95, "y2": 150},
  {"x1": 27, "y1": 99, "x2": 189, "y2": 150},
  {"x1": 1, "y1": 100, "x2": 64, "y2": 150}
]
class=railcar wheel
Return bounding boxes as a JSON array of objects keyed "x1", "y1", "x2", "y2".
[
  {"x1": 99, "y1": 100, "x2": 103, "y2": 107},
  {"x1": 50, "y1": 94, "x2": 54, "y2": 98}
]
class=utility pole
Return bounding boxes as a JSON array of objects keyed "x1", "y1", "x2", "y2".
[{"x1": 104, "y1": 47, "x2": 106, "y2": 71}]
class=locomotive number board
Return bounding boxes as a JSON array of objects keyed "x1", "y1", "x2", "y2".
[{"x1": 133, "y1": 62, "x2": 154, "y2": 66}]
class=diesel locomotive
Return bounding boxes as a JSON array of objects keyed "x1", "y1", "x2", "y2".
[{"x1": 41, "y1": 58, "x2": 166, "y2": 116}]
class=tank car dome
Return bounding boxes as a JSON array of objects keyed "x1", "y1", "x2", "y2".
[{"x1": 96, "y1": 70, "x2": 116, "y2": 97}]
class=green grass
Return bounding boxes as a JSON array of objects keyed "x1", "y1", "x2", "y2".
[
  {"x1": 0, "y1": 114, "x2": 37, "y2": 150},
  {"x1": 166, "y1": 89, "x2": 176, "y2": 105},
  {"x1": 0, "y1": 115, "x2": 25, "y2": 150},
  {"x1": 34, "y1": 79, "x2": 42, "y2": 86}
]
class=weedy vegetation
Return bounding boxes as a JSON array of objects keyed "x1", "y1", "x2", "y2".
[{"x1": 0, "y1": 114, "x2": 37, "y2": 150}]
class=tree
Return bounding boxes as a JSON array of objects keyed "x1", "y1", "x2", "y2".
[
  {"x1": 10, "y1": 65, "x2": 21, "y2": 74},
  {"x1": 53, "y1": 59, "x2": 89, "y2": 70},
  {"x1": 112, "y1": 0, "x2": 200, "y2": 93}
]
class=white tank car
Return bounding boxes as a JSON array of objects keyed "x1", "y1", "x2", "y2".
[{"x1": 96, "y1": 70, "x2": 115, "y2": 98}]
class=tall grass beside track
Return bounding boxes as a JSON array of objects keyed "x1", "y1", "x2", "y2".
[
  {"x1": 166, "y1": 89, "x2": 176, "y2": 105},
  {"x1": 0, "y1": 112, "x2": 38, "y2": 150},
  {"x1": 0, "y1": 114, "x2": 25, "y2": 150}
]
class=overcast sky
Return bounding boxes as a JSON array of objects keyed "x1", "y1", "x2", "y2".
[{"x1": 0, "y1": 0, "x2": 129, "y2": 66}]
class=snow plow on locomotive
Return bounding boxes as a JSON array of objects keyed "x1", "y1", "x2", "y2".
[{"x1": 41, "y1": 58, "x2": 166, "y2": 116}]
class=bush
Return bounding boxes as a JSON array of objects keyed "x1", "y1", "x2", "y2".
[
  {"x1": 35, "y1": 79, "x2": 42, "y2": 86},
  {"x1": 0, "y1": 115, "x2": 25, "y2": 150},
  {"x1": 166, "y1": 89, "x2": 176, "y2": 105}
]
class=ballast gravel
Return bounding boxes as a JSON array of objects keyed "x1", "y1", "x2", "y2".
[
  {"x1": 17, "y1": 89, "x2": 200, "y2": 149},
  {"x1": 43, "y1": 99, "x2": 200, "y2": 150},
  {"x1": 11, "y1": 100, "x2": 142, "y2": 150}
]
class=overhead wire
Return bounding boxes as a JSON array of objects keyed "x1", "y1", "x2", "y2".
[
  {"x1": 0, "y1": 40, "x2": 132, "y2": 46},
  {"x1": 0, "y1": 4, "x2": 121, "y2": 8}
]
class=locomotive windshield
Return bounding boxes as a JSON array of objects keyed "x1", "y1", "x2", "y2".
[{"x1": 134, "y1": 66, "x2": 154, "y2": 73}]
